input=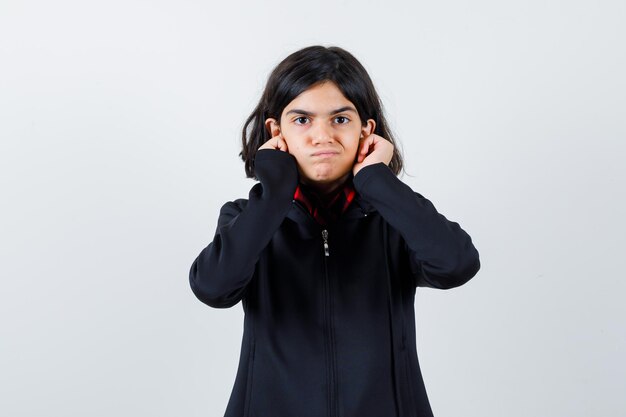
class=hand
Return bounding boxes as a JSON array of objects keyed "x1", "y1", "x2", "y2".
[
  {"x1": 353, "y1": 133, "x2": 394, "y2": 176},
  {"x1": 258, "y1": 132, "x2": 289, "y2": 152}
]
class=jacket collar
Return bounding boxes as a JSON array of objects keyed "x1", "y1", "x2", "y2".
[{"x1": 286, "y1": 189, "x2": 376, "y2": 227}]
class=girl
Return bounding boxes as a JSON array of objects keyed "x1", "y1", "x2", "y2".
[{"x1": 189, "y1": 45, "x2": 480, "y2": 417}]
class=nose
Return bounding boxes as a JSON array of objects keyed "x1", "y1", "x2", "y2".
[{"x1": 311, "y1": 122, "x2": 334, "y2": 145}]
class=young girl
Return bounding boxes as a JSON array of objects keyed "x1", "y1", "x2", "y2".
[{"x1": 189, "y1": 45, "x2": 480, "y2": 417}]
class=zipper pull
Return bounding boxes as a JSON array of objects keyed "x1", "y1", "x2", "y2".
[{"x1": 322, "y1": 229, "x2": 329, "y2": 257}]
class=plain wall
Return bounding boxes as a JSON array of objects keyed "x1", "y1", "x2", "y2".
[{"x1": 1, "y1": 0, "x2": 624, "y2": 416}]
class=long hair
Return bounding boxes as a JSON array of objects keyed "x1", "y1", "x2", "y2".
[{"x1": 240, "y1": 45, "x2": 404, "y2": 179}]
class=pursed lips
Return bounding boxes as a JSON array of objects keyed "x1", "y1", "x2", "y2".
[{"x1": 312, "y1": 150, "x2": 339, "y2": 157}]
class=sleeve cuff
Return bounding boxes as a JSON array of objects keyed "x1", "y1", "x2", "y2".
[{"x1": 353, "y1": 162, "x2": 395, "y2": 191}]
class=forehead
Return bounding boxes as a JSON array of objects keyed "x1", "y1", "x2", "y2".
[{"x1": 284, "y1": 81, "x2": 355, "y2": 111}]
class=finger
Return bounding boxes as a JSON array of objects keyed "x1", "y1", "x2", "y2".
[
  {"x1": 360, "y1": 139, "x2": 371, "y2": 160},
  {"x1": 358, "y1": 137, "x2": 366, "y2": 153},
  {"x1": 368, "y1": 136, "x2": 376, "y2": 150},
  {"x1": 355, "y1": 141, "x2": 364, "y2": 162},
  {"x1": 277, "y1": 135, "x2": 287, "y2": 152}
]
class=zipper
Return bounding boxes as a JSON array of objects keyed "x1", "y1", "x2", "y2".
[
  {"x1": 291, "y1": 198, "x2": 339, "y2": 416},
  {"x1": 322, "y1": 228, "x2": 338, "y2": 417}
]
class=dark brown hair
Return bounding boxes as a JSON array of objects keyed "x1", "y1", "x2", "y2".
[{"x1": 240, "y1": 45, "x2": 404, "y2": 179}]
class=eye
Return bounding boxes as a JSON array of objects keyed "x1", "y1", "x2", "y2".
[
  {"x1": 294, "y1": 116, "x2": 309, "y2": 125},
  {"x1": 335, "y1": 116, "x2": 350, "y2": 124}
]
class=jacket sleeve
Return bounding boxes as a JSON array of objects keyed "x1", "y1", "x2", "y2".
[
  {"x1": 353, "y1": 162, "x2": 480, "y2": 289},
  {"x1": 189, "y1": 149, "x2": 299, "y2": 308}
]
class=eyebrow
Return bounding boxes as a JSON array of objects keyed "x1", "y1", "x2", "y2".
[{"x1": 285, "y1": 106, "x2": 358, "y2": 117}]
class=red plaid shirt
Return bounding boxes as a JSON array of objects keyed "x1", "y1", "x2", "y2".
[{"x1": 293, "y1": 179, "x2": 356, "y2": 226}]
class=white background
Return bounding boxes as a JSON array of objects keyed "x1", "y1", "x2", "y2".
[{"x1": 1, "y1": 0, "x2": 624, "y2": 416}]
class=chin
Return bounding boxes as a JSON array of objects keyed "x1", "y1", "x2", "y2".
[
  {"x1": 301, "y1": 163, "x2": 351, "y2": 183},
  {"x1": 315, "y1": 171, "x2": 351, "y2": 183}
]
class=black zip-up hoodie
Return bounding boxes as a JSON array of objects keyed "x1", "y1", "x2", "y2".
[{"x1": 189, "y1": 149, "x2": 481, "y2": 417}]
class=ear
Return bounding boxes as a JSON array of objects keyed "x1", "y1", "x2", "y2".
[
  {"x1": 264, "y1": 118, "x2": 281, "y2": 137},
  {"x1": 360, "y1": 119, "x2": 376, "y2": 138}
]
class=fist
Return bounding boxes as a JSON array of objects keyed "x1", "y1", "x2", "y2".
[
  {"x1": 258, "y1": 132, "x2": 289, "y2": 152},
  {"x1": 353, "y1": 133, "x2": 394, "y2": 176}
]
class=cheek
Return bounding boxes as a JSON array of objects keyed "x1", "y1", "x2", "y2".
[
  {"x1": 285, "y1": 141, "x2": 307, "y2": 161},
  {"x1": 347, "y1": 140, "x2": 361, "y2": 155},
  {"x1": 289, "y1": 142, "x2": 305, "y2": 155}
]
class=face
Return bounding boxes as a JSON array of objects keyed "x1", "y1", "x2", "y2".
[{"x1": 265, "y1": 81, "x2": 375, "y2": 194}]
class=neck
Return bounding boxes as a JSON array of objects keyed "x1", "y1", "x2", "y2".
[{"x1": 301, "y1": 172, "x2": 351, "y2": 200}]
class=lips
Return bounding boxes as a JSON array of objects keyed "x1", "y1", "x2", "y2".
[{"x1": 312, "y1": 150, "x2": 339, "y2": 157}]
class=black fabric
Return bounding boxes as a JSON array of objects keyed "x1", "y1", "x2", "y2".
[
  {"x1": 189, "y1": 149, "x2": 481, "y2": 417},
  {"x1": 293, "y1": 177, "x2": 356, "y2": 226}
]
